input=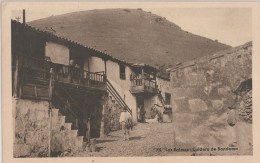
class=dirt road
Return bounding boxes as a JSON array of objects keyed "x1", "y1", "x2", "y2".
[{"x1": 75, "y1": 123, "x2": 181, "y2": 157}]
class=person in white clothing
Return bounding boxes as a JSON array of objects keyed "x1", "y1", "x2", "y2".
[{"x1": 119, "y1": 109, "x2": 132, "y2": 140}]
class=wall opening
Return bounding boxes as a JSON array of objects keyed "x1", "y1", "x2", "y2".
[
  {"x1": 119, "y1": 64, "x2": 126, "y2": 80},
  {"x1": 165, "y1": 93, "x2": 171, "y2": 105}
]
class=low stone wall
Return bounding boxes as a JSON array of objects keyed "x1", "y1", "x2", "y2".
[
  {"x1": 13, "y1": 98, "x2": 50, "y2": 157},
  {"x1": 13, "y1": 98, "x2": 84, "y2": 157},
  {"x1": 170, "y1": 42, "x2": 252, "y2": 155}
]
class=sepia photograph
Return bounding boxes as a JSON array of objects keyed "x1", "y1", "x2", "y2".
[{"x1": 2, "y1": 1, "x2": 260, "y2": 162}]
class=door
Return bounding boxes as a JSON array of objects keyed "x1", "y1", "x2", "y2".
[{"x1": 136, "y1": 96, "x2": 144, "y2": 122}]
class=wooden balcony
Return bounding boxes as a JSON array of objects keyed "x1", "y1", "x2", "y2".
[
  {"x1": 12, "y1": 55, "x2": 106, "y2": 100},
  {"x1": 130, "y1": 78, "x2": 158, "y2": 96},
  {"x1": 52, "y1": 64, "x2": 106, "y2": 92}
]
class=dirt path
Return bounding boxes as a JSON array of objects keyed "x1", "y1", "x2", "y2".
[{"x1": 75, "y1": 123, "x2": 183, "y2": 157}]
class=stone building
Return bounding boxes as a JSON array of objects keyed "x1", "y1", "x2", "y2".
[
  {"x1": 12, "y1": 20, "x2": 171, "y2": 157},
  {"x1": 169, "y1": 42, "x2": 252, "y2": 155}
]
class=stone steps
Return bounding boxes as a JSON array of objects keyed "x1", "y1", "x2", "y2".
[
  {"x1": 75, "y1": 136, "x2": 84, "y2": 147},
  {"x1": 63, "y1": 123, "x2": 72, "y2": 130},
  {"x1": 52, "y1": 108, "x2": 59, "y2": 117},
  {"x1": 51, "y1": 107, "x2": 84, "y2": 153}
]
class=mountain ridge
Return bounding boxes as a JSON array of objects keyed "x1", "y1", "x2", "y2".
[{"x1": 29, "y1": 8, "x2": 231, "y2": 67}]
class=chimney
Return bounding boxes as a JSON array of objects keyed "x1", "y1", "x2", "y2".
[{"x1": 23, "y1": 9, "x2": 25, "y2": 25}]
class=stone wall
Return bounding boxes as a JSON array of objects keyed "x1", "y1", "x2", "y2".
[
  {"x1": 14, "y1": 99, "x2": 50, "y2": 157},
  {"x1": 170, "y1": 42, "x2": 252, "y2": 155},
  {"x1": 103, "y1": 95, "x2": 122, "y2": 135},
  {"x1": 13, "y1": 98, "x2": 84, "y2": 157}
]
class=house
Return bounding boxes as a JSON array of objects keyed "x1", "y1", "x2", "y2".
[{"x1": 11, "y1": 19, "x2": 172, "y2": 157}]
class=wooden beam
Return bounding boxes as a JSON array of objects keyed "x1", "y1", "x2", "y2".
[
  {"x1": 87, "y1": 57, "x2": 90, "y2": 72},
  {"x1": 49, "y1": 68, "x2": 54, "y2": 106},
  {"x1": 13, "y1": 56, "x2": 20, "y2": 98}
]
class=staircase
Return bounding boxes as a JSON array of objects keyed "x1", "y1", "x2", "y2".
[
  {"x1": 50, "y1": 107, "x2": 84, "y2": 156},
  {"x1": 53, "y1": 84, "x2": 85, "y2": 129},
  {"x1": 106, "y1": 79, "x2": 132, "y2": 114},
  {"x1": 51, "y1": 79, "x2": 134, "y2": 153},
  {"x1": 50, "y1": 84, "x2": 87, "y2": 155},
  {"x1": 53, "y1": 90, "x2": 81, "y2": 130},
  {"x1": 53, "y1": 83, "x2": 89, "y2": 125}
]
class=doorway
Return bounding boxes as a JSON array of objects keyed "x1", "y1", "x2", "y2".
[{"x1": 136, "y1": 96, "x2": 145, "y2": 122}]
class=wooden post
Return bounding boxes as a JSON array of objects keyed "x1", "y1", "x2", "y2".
[
  {"x1": 48, "y1": 106, "x2": 52, "y2": 157},
  {"x1": 48, "y1": 68, "x2": 54, "y2": 157},
  {"x1": 87, "y1": 57, "x2": 90, "y2": 72},
  {"x1": 87, "y1": 73, "x2": 90, "y2": 87},
  {"x1": 141, "y1": 68, "x2": 144, "y2": 87},
  {"x1": 68, "y1": 66, "x2": 72, "y2": 83},
  {"x1": 49, "y1": 68, "x2": 54, "y2": 101},
  {"x1": 141, "y1": 68, "x2": 144, "y2": 78},
  {"x1": 99, "y1": 104, "x2": 106, "y2": 138},
  {"x1": 86, "y1": 117, "x2": 91, "y2": 143},
  {"x1": 13, "y1": 56, "x2": 20, "y2": 98}
]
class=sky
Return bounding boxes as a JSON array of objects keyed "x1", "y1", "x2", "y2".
[{"x1": 12, "y1": 7, "x2": 252, "y2": 47}]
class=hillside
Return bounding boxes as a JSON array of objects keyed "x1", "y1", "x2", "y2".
[{"x1": 29, "y1": 8, "x2": 231, "y2": 67}]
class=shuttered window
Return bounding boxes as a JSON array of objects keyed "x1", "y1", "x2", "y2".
[{"x1": 119, "y1": 64, "x2": 126, "y2": 80}]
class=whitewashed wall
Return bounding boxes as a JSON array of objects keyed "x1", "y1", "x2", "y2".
[
  {"x1": 45, "y1": 42, "x2": 70, "y2": 65},
  {"x1": 44, "y1": 42, "x2": 167, "y2": 123},
  {"x1": 106, "y1": 60, "x2": 137, "y2": 122},
  {"x1": 88, "y1": 56, "x2": 105, "y2": 72}
]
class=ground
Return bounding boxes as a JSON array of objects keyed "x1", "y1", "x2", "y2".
[{"x1": 75, "y1": 123, "x2": 183, "y2": 157}]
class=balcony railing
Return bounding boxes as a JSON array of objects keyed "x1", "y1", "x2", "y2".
[
  {"x1": 13, "y1": 55, "x2": 106, "y2": 100},
  {"x1": 130, "y1": 77, "x2": 158, "y2": 95},
  {"x1": 52, "y1": 64, "x2": 106, "y2": 90}
]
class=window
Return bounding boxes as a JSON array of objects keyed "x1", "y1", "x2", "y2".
[
  {"x1": 119, "y1": 64, "x2": 126, "y2": 80},
  {"x1": 165, "y1": 93, "x2": 171, "y2": 105}
]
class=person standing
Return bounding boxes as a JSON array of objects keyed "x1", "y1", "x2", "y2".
[
  {"x1": 137, "y1": 106, "x2": 141, "y2": 122},
  {"x1": 140, "y1": 106, "x2": 146, "y2": 123},
  {"x1": 119, "y1": 109, "x2": 132, "y2": 140}
]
